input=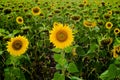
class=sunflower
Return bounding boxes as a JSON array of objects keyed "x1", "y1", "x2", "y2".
[
  {"x1": 4, "y1": 8, "x2": 12, "y2": 14},
  {"x1": 83, "y1": 20, "x2": 96, "y2": 28},
  {"x1": 113, "y1": 46, "x2": 120, "y2": 58},
  {"x1": 108, "y1": 10, "x2": 112, "y2": 15},
  {"x1": 50, "y1": 22, "x2": 74, "y2": 49},
  {"x1": 31, "y1": 6, "x2": 41, "y2": 16},
  {"x1": 72, "y1": 48, "x2": 77, "y2": 56},
  {"x1": 114, "y1": 28, "x2": 120, "y2": 35},
  {"x1": 7, "y1": 35, "x2": 29, "y2": 56},
  {"x1": 16, "y1": 16, "x2": 24, "y2": 24},
  {"x1": 71, "y1": 15, "x2": 81, "y2": 22},
  {"x1": 83, "y1": 0, "x2": 88, "y2": 6},
  {"x1": 53, "y1": 22, "x2": 63, "y2": 28},
  {"x1": 100, "y1": 38, "x2": 113, "y2": 46},
  {"x1": 105, "y1": 22, "x2": 113, "y2": 29}
]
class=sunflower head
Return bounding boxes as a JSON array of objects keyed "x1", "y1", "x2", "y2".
[
  {"x1": 7, "y1": 35, "x2": 29, "y2": 56},
  {"x1": 104, "y1": 14, "x2": 110, "y2": 19},
  {"x1": 71, "y1": 15, "x2": 81, "y2": 22},
  {"x1": 53, "y1": 22, "x2": 63, "y2": 28},
  {"x1": 114, "y1": 28, "x2": 120, "y2": 35},
  {"x1": 105, "y1": 22, "x2": 113, "y2": 29},
  {"x1": 113, "y1": 46, "x2": 120, "y2": 58},
  {"x1": 31, "y1": 6, "x2": 41, "y2": 16},
  {"x1": 83, "y1": 20, "x2": 96, "y2": 28},
  {"x1": 16, "y1": 16, "x2": 24, "y2": 24},
  {"x1": 83, "y1": 0, "x2": 88, "y2": 6},
  {"x1": 50, "y1": 22, "x2": 74, "y2": 49},
  {"x1": 100, "y1": 38, "x2": 113, "y2": 46},
  {"x1": 108, "y1": 10, "x2": 112, "y2": 15},
  {"x1": 4, "y1": 8, "x2": 12, "y2": 14}
]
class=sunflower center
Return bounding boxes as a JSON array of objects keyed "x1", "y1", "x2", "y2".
[
  {"x1": 86, "y1": 22, "x2": 92, "y2": 26},
  {"x1": 115, "y1": 30, "x2": 119, "y2": 32},
  {"x1": 12, "y1": 40, "x2": 22, "y2": 50},
  {"x1": 107, "y1": 23, "x2": 111, "y2": 27},
  {"x1": 56, "y1": 30, "x2": 68, "y2": 42},
  {"x1": 33, "y1": 8, "x2": 39, "y2": 13},
  {"x1": 18, "y1": 18, "x2": 22, "y2": 22}
]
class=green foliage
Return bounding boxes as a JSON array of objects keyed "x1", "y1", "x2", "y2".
[
  {"x1": 54, "y1": 53, "x2": 67, "y2": 66},
  {"x1": 0, "y1": 51, "x2": 3, "y2": 55},
  {"x1": 0, "y1": 0, "x2": 120, "y2": 80},
  {"x1": 100, "y1": 64, "x2": 120, "y2": 80},
  {"x1": 4, "y1": 67, "x2": 26, "y2": 80},
  {"x1": 67, "y1": 62, "x2": 79, "y2": 73},
  {"x1": 53, "y1": 72, "x2": 65, "y2": 80}
]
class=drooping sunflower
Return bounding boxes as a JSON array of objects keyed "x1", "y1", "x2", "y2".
[
  {"x1": 7, "y1": 35, "x2": 29, "y2": 56},
  {"x1": 16, "y1": 16, "x2": 24, "y2": 24},
  {"x1": 50, "y1": 22, "x2": 74, "y2": 49},
  {"x1": 100, "y1": 38, "x2": 113, "y2": 46},
  {"x1": 31, "y1": 6, "x2": 41, "y2": 16},
  {"x1": 71, "y1": 15, "x2": 81, "y2": 22},
  {"x1": 104, "y1": 14, "x2": 110, "y2": 19},
  {"x1": 114, "y1": 28, "x2": 120, "y2": 35},
  {"x1": 83, "y1": 20, "x2": 96, "y2": 28},
  {"x1": 105, "y1": 22, "x2": 113, "y2": 29},
  {"x1": 112, "y1": 46, "x2": 120, "y2": 58}
]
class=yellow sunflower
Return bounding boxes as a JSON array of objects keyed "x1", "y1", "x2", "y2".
[
  {"x1": 50, "y1": 22, "x2": 74, "y2": 49},
  {"x1": 16, "y1": 16, "x2": 24, "y2": 24},
  {"x1": 53, "y1": 22, "x2": 63, "y2": 28},
  {"x1": 7, "y1": 35, "x2": 29, "y2": 56},
  {"x1": 114, "y1": 28, "x2": 120, "y2": 35},
  {"x1": 31, "y1": 6, "x2": 41, "y2": 16},
  {"x1": 108, "y1": 10, "x2": 112, "y2": 15},
  {"x1": 113, "y1": 46, "x2": 120, "y2": 58},
  {"x1": 101, "y1": 38, "x2": 113, "y2": 46},
  {"x1": 72, "y1": 48, "x2": 77, "y2": 56},
  {"x1": 83, "y1": 20, "x2": 96, "y2": 28},
  {"x1": 105, "y1": 22, "x2": 113, "y2": 29},
  {"x1": 83, "y1": 0, "x2": 88, "y2": 6}
]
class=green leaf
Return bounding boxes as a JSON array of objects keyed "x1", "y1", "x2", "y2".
[
  {"x1": 13, "y1": 30, "x2": 20, "y2": 35},
  {"x1": 76, "y1": 46, "x2": 86, "y2": 56},
  {"x1": 67, "y1": 62, "x2": 79, "y2": 73},
  {"x1": 54, "y1": 54, "x2": 67, "y2": 66},
  {"x1": 99, "y1": 70, "x2": 109, "y2": 80},
  {"x1": 64, "y1": 46, "x2": 73, "y2": 53},
  {"x1": 54, "y1": 54, "x2": 62, "y2": 62},
  {"x1": 52, "y1": 72, "x2": 65, "y2": 80},
  {"x1": 3, "y1": 34, "x2": 14, "y2": 39},
  {"x1": 52, "y1": 48, "x2": 62, "y2": 53},
  {"x1": 99, "y1": 64, "x2": 120, "y2": 80},
  {"x1": 4, "y1": 67, "x2": 26, "y2": 80},
  {"x1": 0, "y1": 51, "x2": 3, "y2": 55},
  {"x1": 70, "y1": 76, "x2": 83, "y2": 80},
  {"x1": 0, "y1": 28, "x2": 5, "y2": 33},
  {"x1": 64, "y1": 45, "x2": 79, "y2": 53},
  {"x1": 56, "y1": 64, "x2": 62, "y2": 70},
  {"x1": 5, "y1": 56, "x2": 20, "y2": 65},
  {"x1": 87, "y1": 42, "x2": 98, "y2": 54}
]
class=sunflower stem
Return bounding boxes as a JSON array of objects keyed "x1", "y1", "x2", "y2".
[{"x1": 61, "y1": 49, "x2": 65, "y2": 75}]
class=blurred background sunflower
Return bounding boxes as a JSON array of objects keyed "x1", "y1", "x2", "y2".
[
  {"x1": 31, "y1": 6, "x2": 41, "y2": 16},
  {"x1": 16, "y1": 16, "x2": 24, "y2": 24},
  {"x1": 105, "y1": 22, "x2": 113, "y2": 29}
]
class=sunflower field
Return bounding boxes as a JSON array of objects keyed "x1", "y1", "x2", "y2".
[{"x1": 0, "y1": 0, "x2": 120, "y2": 80}]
